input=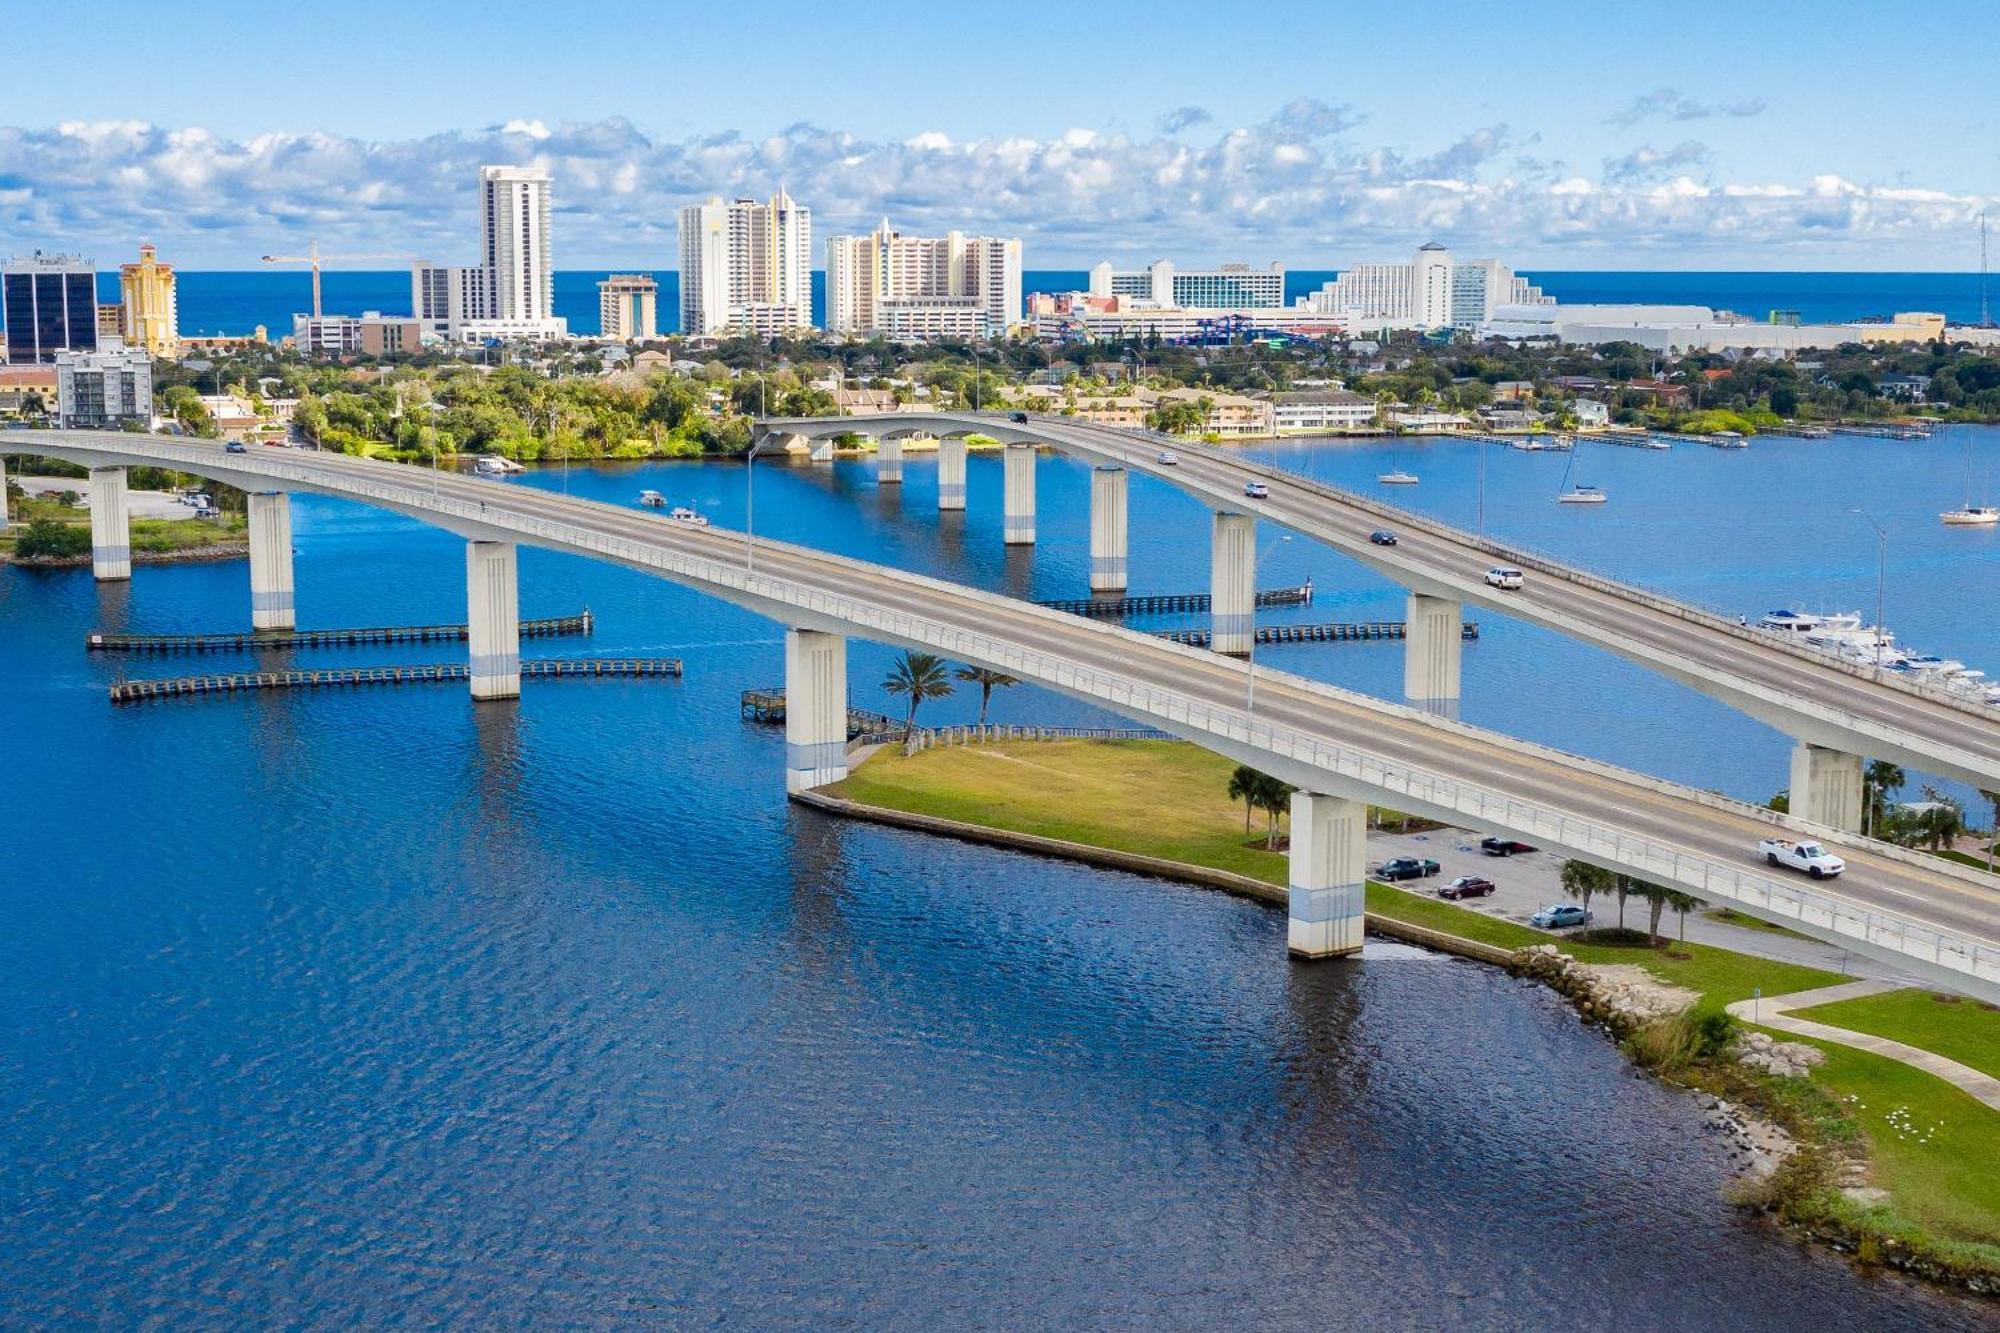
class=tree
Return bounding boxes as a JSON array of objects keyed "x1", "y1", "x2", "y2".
[
  {"x1": 1912, "y1": 786, "x2": 1966, "y2": 851},
  {"x1": 1252, "y1": 770, "x2": 1297, "y2": 849},
  {"x1": 1985, "y1": 791, "x2": 2000, "y2": 873},
  {"x1": 1864, "y1": 760, "x2": 1905, "y2": 838},
  {"x1": 1663, "y1": 889, "x2": 1703, "y2": 943},
  {"x1": 1559, "y1": 859, "x2": 1614, "y2": 918},
  {"x1": 12, "y1": 517, "x2": 89, "y2": 560},
  {"x1": 1227, "y1": 765, "x2": 1259, "y2": 834},
  {"x1": 882, "y1": 650, "x2": 953, "y2": 729},
  {"x1": 953, "y1": 665, "x2": 1019, "y2": 725}
]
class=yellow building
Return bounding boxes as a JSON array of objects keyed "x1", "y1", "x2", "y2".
[{"x1": 119, "y1": 243, "x2": 178, "y2": 356}]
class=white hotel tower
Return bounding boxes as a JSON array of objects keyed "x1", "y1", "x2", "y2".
[
  {"x1": 679, "y1": 189, "x2": 813, "y2": 336},
  {"x1": 411, "y1": 164, "x2": 568, "y2": 342}
]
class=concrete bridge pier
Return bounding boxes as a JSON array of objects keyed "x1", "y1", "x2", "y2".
[
  {"x1": 1003, "y1": 442, "x2": 1036, "y2": 545},
  {"x1": 1791, "y1": 743, "x2": 1864, "y2": 832},
  {"x1": 808, "y1": 435, "x2": 836, "y2": 463},
  {"x1": 89, "y1": 466, "x2": 132, "y2": 582},
  {"x1": 466, "y1": 540, "x2": 521, "y2": 701},
  {"x1": 876, "y1": 435, "x2": 903, "y2": 485},
  {"x1": 938, "y1": 437, "x2": 967, "y2": 511},
  {"x1": 1209, "y1": 511, "x2": 1255, "y2": 655},
  {"x1": 248, "y1": 492, "x2": 296, "y2": 631},
  {"x1": 1403, "y1": 592, "x2": 1463, "y2": 718},
  {"x1": 1089, "y1": 466, "x2": 1128, "y2": 593},
  {"x1": 785, "y1": 628, "x2": 849, "y2": 791},
  {"x1": 1288, "y1": 791, "x2": 1367, "y2": 958}
]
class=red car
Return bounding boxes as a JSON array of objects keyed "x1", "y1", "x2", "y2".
[{"x1": 1439, "y1": 875, "x2": 1497, "y2": 900}]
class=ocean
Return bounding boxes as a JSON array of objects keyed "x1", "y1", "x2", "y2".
[{"x1": 50, "y1": 269, "x2": 2000, "y2": 341}]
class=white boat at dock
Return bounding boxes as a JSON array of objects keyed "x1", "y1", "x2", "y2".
[
  {"x1": 638, "y1": 489, "x2": 666, "y2": 507},
  {"x1": 473, "y1": 455, "x2": 525, "y2": 476},
  {"x1": 1754, "y1": 608, "x2": 1999, "y2": 705}
]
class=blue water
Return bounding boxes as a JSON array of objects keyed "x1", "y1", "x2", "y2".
[
  {"x1": 2, "y1": 432, "x2": 1996, "y2": 1326},
  {"x1": 47, "y1": 269, "x2": 1996, "y2": 339}
]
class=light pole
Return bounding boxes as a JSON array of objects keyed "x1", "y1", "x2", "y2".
[
  {"x1": 745, "y1": 433, "x2": 771, "y2": 573},
  {"x1": 1244, "y1": 533, "x2": 1294, "y2": 715},
  {"x1": 1851, "y1": 508, "x2": 1888, "y2": 668}
]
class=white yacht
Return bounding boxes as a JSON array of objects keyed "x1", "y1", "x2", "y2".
[
  {"x1": 474, "y1": 456, "x2": 524, "y2": 476},
  {"x1": 669, "y1": 506, "x2": 709, "y2": 527},
  {"x1": 1555, "y1": 446, "x2": 1606, "y2": 504},
  {"x1": 1942, "y1": 433, "x2": 1997, "y2": 524},
  {"x1": 638, "y1": 489, "x2": 666, "y2": 507},
  {"x1": 1377, "y1": 470, "x2": 1420, "y2": 485}
]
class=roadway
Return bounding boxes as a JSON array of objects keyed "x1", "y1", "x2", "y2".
[
  {"x1": 8, "y1": 430, "x2": 1999, "y2": 998},
  {"x1": 756, "y1": 411, "x2": 2000, "y2": 793}
]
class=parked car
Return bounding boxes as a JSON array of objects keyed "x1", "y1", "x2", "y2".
[
  {"x1": 1369, "y1": 529, "x2": 1398, "y2": 546},
  {"x1": 1531, "y1": 904, "x2": 1592, "y2": 929},
  {"x1": 1439, "y1": 875, "x2": 1496, "y2": 900},
  {"x1": 1156, "y1": 450, "x2": 1179, "y2": 466},
  {"x1": 1480, "y1": 837, "x2": 1538, "y2": 857},
  {"x1": 1485, "y1": 566, "x2": 1525, "y2": 590},
  {"x1": 1243, "y1": 481, "x2": 1270, "y2": 499},
  {"x1": 1377, "y1": 856, "x2": 1441, "y2": 882},
  {"x1": 224, "y1": 441, "x2": 248, "y2": 454},
  {"x1": 1009, "y1": 411, "x2": 1029, "y2": 424}
]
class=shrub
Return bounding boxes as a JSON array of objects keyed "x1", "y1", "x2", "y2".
[
  {"x1": 12, "y1": 517, "x2": 90, "y2": 560},
  {"x1": 1692, "y1": 1008, "x2": 1739, "y2": 1058}
]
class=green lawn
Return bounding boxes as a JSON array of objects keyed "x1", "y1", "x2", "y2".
[
  {"x1": 1793, "y1": 988, "x2": 2000, "y2": 1081},
  {"x1": 1, "y1": 497, "x2": 245, "y2": 557},
  {"x1": 833, "y1": 738, "x2": 2000, "y2": 1252},
  {"x1": 1704, "y1": 906, "x2": 1812, "y2": 939},
  {"x1": 1935, "y1": 847, "x2": 1999, "y2": 875}
]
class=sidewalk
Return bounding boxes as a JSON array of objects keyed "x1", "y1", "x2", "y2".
[{"x1": 1724, "y1": 980, "x2": 2000, "y2": 1113}]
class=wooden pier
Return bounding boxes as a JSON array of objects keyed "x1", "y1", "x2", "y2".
[
  {"x1": 88, "y1": 610, "x2": 594, "y2": 653},
  {"x1": 1038, "y1": 581, "x2": 1313, "y2": 618},
  {"x1": 1828, "y1": 423, "x2": 1933, "y2": 440},
  {"x1": 1152, "y1": 620, "x2": 1481, "y2": 648},
  {"x1": 110, "y1": 655, "x2": 678, "y2": 704},
  {"x1": 740, "y1": 688, "x2": 905, "y2": 735}
]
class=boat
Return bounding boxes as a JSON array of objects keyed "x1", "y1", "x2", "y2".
[
  {"x1": 1377, "y1": 470, "x2": 1419, "y2": 485},
  {"x1": 638, "y1": 489, "x2": 666, "y2": 507},
  {"x1": 669, "y1": 506, "x2": 709, "y2": 527},
  {"x1": 1705, "y1": 431, "x2": 1748, "y2": 449},
  {"x1": 1941, "y1": 433, "x2": 1998, "y2": 525},
  {"x1": 474, "y1": 456, "x2": 524, "y2": 476},
  {"x1": 1555, "y1": 444, "x2": 1606, "y2": 504}
]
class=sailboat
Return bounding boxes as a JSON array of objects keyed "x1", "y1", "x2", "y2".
[
  {"x1": 1377, "y1": 445, "x2": 1419, "y2": 484},
  {"x1": 1556, "y1": 441, "x2": 1607, "y2": 504},
  {"x1": 1941, "y1": 433, "x2": 1998, "y2": 525}
]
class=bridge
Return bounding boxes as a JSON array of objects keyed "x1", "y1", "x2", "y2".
[
  {"x1": 5, "y1": 429, "x2": 1998, "y2": 1002},
  {"x1": 753, "y1": 411, "x2": 2000, "y2": 829}
]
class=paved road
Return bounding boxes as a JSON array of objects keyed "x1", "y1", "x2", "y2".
[
  {"x1": 759, "y1": 411, "x2": 2000, "y2": 793},
  {"x1": 11, "y1": 431, "x2": 1999, "y2": 998}
]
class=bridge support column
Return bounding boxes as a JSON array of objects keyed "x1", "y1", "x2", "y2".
[
  {"x1": 1209, "y1": 511, "x2": 1254, "y2": 655},
  {"x1": 1790, "y1": 743, "x2": 1864, "y2": 832},
  {"x1": 248, "y1": 492, "x2": 296, "y2": 631},
  {"x1": 785, "y1": 628, "x2": 849, "y2": 792},
  {"x1": 937, "y1": 437, "x2": 967, "y2": 511},
  {"x1": 1003, "y1": 442, "x2": 1036, "y2": 545},
  {"x1": 466, "y1": 540, "x2": 520, "y2": 701},
  {"x1": 1089, "y1": 466, "x2": 1128, "y2": 593},
  {"x1": 89, "y1": 467, "x2": 131, "y2": 582},
  {"x1": 1289, "y1": 792, "x2": 1367, "y2": 959},
  {"x1": 1403, "y1": 592, "x2": 1462, "y2": 718},
  {"x1": 876, "y1": 435, "x2": 903, "y2": 485}
]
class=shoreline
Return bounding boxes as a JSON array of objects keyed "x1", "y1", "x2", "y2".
[{"x1": 2, "y1": 542, "x2": 249, "y2": 569}]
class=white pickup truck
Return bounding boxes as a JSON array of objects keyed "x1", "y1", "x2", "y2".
[{"x1": 1759, "y1": 837, "x2": 1846, "y2": 879}]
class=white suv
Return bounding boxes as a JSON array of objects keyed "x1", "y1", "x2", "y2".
[{"x1": 1484, "y1": 566, "x2": 1524, "y2": 590}]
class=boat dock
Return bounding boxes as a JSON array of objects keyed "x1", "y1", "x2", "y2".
[
  {"x1": 1038, "y1": 581, "x2": 1313, "y2": 618},
  {"x1": 1829, "y1": 423, "x2": 1933, "y2": 440},
  {"x1": 110, "y1": 655, "x2": 678, "y2": 704},
  {"x1": 1759, "y1": 424, "x2": 1834, "y2": 439},
  {"x1": 1648, "y1": 431, "x2": 1747, "y2": 448},
  {"x1": 88, "y1": 611, "x2": 594, "y2": 653},
  {"x1": 1152, "y1": 620, "x2": 1481, "y2": 648},
  {"x1": 740, "y1": 688, "x2": 905, "y2": 735}
]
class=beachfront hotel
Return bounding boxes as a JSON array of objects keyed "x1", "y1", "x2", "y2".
[
  {"x1": 597, "y1": 274, "x2": 659, "y2": 341},
  {"x1": 824, "y1": 218, "x2": 1022, "y2": 340},
  {"x1": 678, "y1": 189, "x2": 813, "y2": 337},
  {"x1": 410, "y1": 165, "x2": 568, "y2": 343},
  {"x1": 1293, "y1": 242, "x2": 1550, "y2": 332},
  {"x1": 118, "y1": 243, "x2": 179, "y2": 356}
]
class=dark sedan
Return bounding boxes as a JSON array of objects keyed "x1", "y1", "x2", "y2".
[
  {"x1": 1480, "y1": 837, "x2": 1538, "y2": 857},
  {"x1": 1376, "y1": 856, "x2": 1440, "y2": 882},
  {"x1": 1369, "y1": 529, "x2": 1398, "y2": 546},
  {"x1": 1439, "y1": 875, "x2": 1497, "y2": 900}
]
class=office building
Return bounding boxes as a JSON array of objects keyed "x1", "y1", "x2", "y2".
[
  {"x1": 1294, "y1": 243, "x2": 1549, "y2": 332},
  {"x1": 824, "y1": 218, "x2": 1022, "y2": 339},
  {"x1": 292, "y1": 312, "x2": 424, "y2": 357},
  {"x1": 406, "y1": 165, "x2": 567, "y2": 342},
  {"x1": 119, "y1": 243, "x2": 179, "y2": 356},
  {"x1": 1088, "y1": 261, "x2": 1285, "y2": 309},
  {"x1": 4, "y1": 252, "x2": 98, "y2": 364},
  {"x1": 55, "y1": 344, "x2": 152, "y2": 428},
  {"x1": 678, "y1": 189, "x2": 812, "y2": 335},
  {"x1": 598, "y1": 274, "x2": 659, "y2": 340}
]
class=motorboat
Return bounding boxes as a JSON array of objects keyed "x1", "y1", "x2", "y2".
[
  {"x1": 1377, "y1": 470, "x2": 1420, "y2": 484},
  {"x1": 1558, "y1": 485, "x2": 1607, "y2": 505},
  {"x1": 638, "y1": 489, "x2": 666, "y2": 507},
  {"x1": 669, "y1": 506, "x2": 709, "y2": 527},
  {"x1": 474, "y1": 455, "x2": 524, "y2": 476}
]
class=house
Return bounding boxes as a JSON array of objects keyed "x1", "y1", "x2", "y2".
[
  {"x1": 1624, "y1": 378, "x2": 1690, "y2": 405},
  {"x1": 1478, "y1": 404, "x2": 1543, "y2": 430},
  {"x1": 1389, "y1": 409, "x2": 1471, "y2": 434},
  {"x1": 1879, "y1": 373, "x2": 1933, "y2": 401},
  {"x1": 1571, "y1": 399, "x2": 1612, "y2": 428},
  {"x1": 1265, "y1": 389, "x2": 1378, "y2": 434}
]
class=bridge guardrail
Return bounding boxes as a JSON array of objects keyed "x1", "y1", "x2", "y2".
[{"x1": 25, "y1": 432, "x2": 2000, "y2": 992}]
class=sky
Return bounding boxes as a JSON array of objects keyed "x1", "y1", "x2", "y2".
[{"x1": 2, "y1": 0, "x2": 1995, "y2": 271}]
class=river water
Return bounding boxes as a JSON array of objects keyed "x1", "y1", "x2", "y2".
[{"x1": 2, "y1": 428, "x2": 1995, "y2": 1327}]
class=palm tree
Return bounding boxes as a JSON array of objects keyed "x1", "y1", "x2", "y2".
[
  {"x1": 1559, "y1": 859, "x2": 1614, "y2": 919},
  {"x1": 1983, "y1": 791, "x2": 2000, "y2": 873},
  {"x1": 882, "y1": 650, "x2": 954, "y2": 729},
  {"x1": 1914, "y1": 786, "x2": 1966, "y2": 851},
  {"x1": 1663, "y1": 889, "x2": 1703, "y2": 943},
  {"x1": 1864, "y1": 760, "x2": 1906, "y2": 837},
  {"x1": 953, "y1": 665, "x2": 1019, "y2": 725},
  {"x1": 1254, "y1": 771, "x2": 1298, "y2": 850},
  {"x1": 1227, "y1": 765, "x2": 1259, "y2": 835}
]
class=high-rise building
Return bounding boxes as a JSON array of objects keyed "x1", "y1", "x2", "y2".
[
  {"x1": 55, "y1": 344, "x2": 152, "y2": 428},
  {"x1": 119, "y1": 243, "x2": 179, "y2": 356},
  {"x1": 1087, "y1": 261, "x2": 1286, "y2": 309},
  {"x1": 825, "y1": 218, "x2": 1022, "y2": 340},
  {"x1": 678, "y1": 190, "x2": 812, "y2": 335},
  {"x1": 4, "y1": 252, "x2": 98, "y2": 364},
  {"x1": 1295, "y1": 243, "x2": 1549, "y2": 332},
  {"x1": 598, "y1": 274, "x2": 658, "y2": 340},
  {"x1": 407, "y1": 165, "x2": 566, "y2": 342}
]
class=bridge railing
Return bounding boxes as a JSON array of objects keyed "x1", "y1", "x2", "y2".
[{"x1": 25, "y1": 432, "x2": 2000, "y2": 991}]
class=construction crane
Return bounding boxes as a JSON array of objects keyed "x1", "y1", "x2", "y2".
[{"x1": 259, "y1": 240, "x2": 416, "y2": 318}]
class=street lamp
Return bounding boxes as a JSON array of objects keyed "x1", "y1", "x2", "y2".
[
  {"x1": 1244, "y1": 532, "x2": 1294, "y2": 714},
  {"x1": 1851, "y1": 507, "x2": 1888, "y2": 668},
  {"x1": 745, "y1": 433, "x2": 772, "y2": 573}
]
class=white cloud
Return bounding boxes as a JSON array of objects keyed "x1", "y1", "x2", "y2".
[
  {"x1": 1606, "y1": 89, "x2": 1768, "y2": 128},
  {"x1": 0, "y1": 111, "x2": 1986, "y2": 267}
]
